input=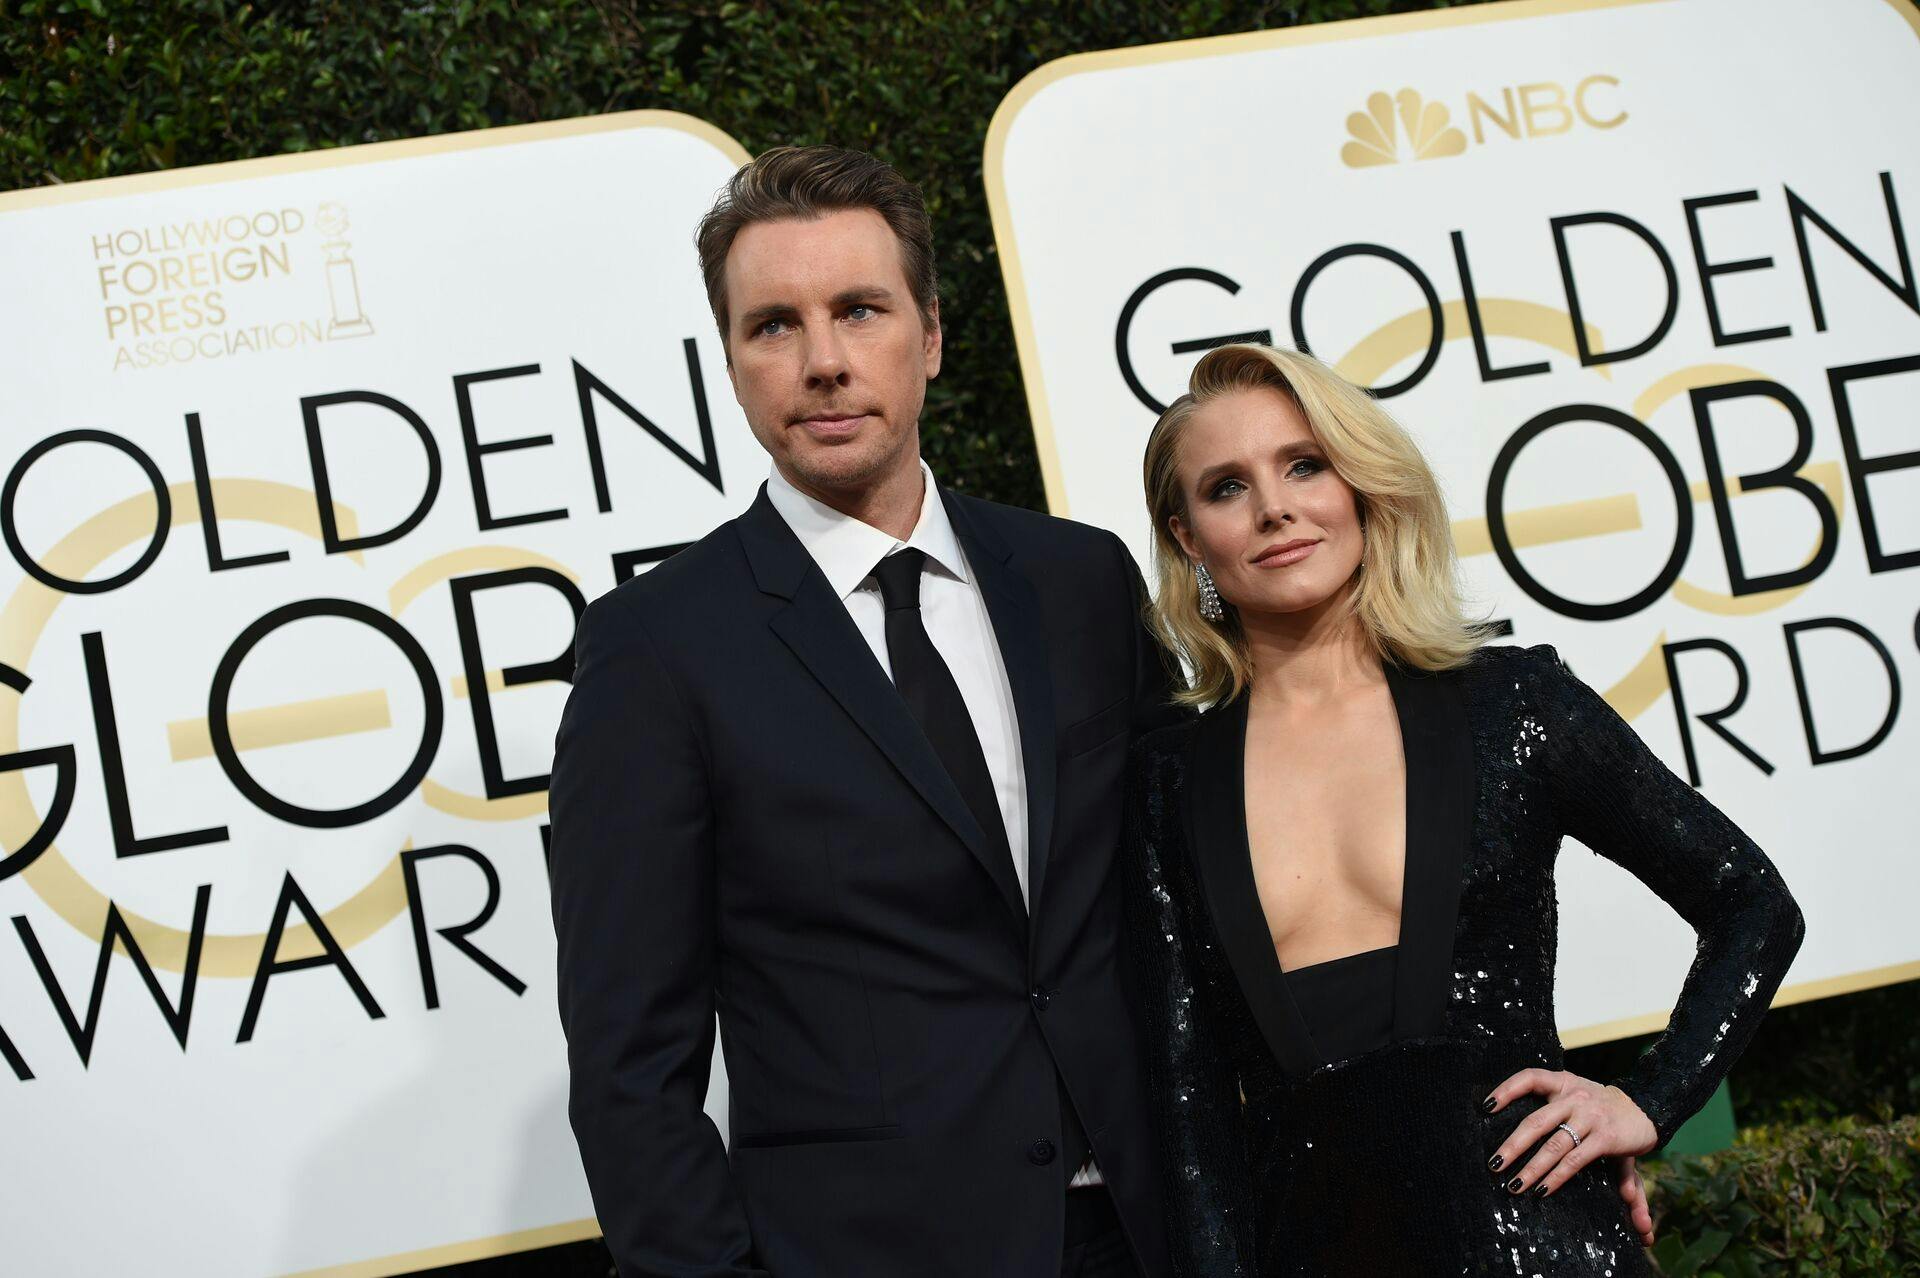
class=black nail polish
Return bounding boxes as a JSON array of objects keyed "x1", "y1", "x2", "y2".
[
  {"x1": 1487, "y1": 1154, "x2": 1504, "y2": 1172},
  {"x1": 1506, "y1": 1176, "x2": 1523, "y2": 1194},
  {"x1": 1532, "y1": 1184, "x2": 1550, "y2": 1198},
  {"x1": 1480, "y1": 1095, "x2": 1496, "y2": 1113}
]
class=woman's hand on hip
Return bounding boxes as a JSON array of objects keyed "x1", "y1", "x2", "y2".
[{"x1": 1482, "y1": 1069, "x2": 1658, "y2": 1216}]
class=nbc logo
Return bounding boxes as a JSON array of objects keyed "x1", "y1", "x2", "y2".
[
  {"x1": 1342, "y1": 77, "x2": 1626, "y2": 169},
  {"x1": 1341, "y1": 90, "x2": 1468, "y2": 168}
]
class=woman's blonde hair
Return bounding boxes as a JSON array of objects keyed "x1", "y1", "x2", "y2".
[{"x1": 1142, "y1": 343, "x2": 1488, "y2": 707}]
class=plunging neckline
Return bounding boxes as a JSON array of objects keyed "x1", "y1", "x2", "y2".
[
  {"x1": 1242, "y1": 680, "x2": 1409, "y2": 981},
  {"x1": 1184, "y1": 663, "x2": 1477, "y2": 1076}
]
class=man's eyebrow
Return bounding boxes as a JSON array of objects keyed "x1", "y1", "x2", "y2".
[
  {"x1": 832, "y1": 285, "x2": 896, "y2": 307},
  {"x1": 736, "y1": 301, "x2": 798, "y2": 330}
]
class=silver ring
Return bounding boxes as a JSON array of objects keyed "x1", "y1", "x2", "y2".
[{"x1": 1555, "y1": 1122, "x2": 1582, "y2": 1147}]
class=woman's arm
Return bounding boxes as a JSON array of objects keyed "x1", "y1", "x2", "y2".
[
  {"x1": 1536, "y1": 644, "x2": 1806, "y2": 1147},
  {"x1": 1121, "y1": 739, "x2": 1257, "y2": 1278}
]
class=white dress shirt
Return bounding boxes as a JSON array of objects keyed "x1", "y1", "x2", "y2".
[
  {"x1": 766, "y1": 462, "x2": 1102, "y2": 1187},
  {"x1": 765, "y1": 461, "x2": 1031, "y2": 904}
]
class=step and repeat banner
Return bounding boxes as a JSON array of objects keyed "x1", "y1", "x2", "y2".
[
  {"x1": 0, "y1": 114, "x2": 758, "y2": 1275},
  {"x1": 987, "y1": 0, "x2": 1920, "y2": 1044}
]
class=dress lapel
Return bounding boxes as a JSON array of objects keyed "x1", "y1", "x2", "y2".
[
  {"x1": 943, "y1": 492, "x2": 1059, "y2": 930},
  {"x1": 1185, "y1": 695, "x2": 1322, "y2": 1078},
  {"x1": 1384, "y1": 663, "x2": 1474, "y2": 1041},
  {"x1": 736, "y1": 488, "x2": 1027, "y2": 924}
]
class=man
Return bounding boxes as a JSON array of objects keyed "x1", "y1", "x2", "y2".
[{"x1": 550, "y1": 145, "x2": 1179, "y2": 1276}]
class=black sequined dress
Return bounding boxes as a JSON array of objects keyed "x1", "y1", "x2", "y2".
[{"x1": 1122, "y1": 645, "x2": 1804, "y2": 1278}]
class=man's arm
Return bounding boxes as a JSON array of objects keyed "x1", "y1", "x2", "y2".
[
  {"x1": 1113, "y1": 531, "x2": 1184, "y2": 738},
  {"x1": 550, "y1": 590, "x2": 766, "y2": 1277}
]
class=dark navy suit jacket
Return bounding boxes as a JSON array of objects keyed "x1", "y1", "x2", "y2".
[{"x1": 551, "y1": 482, "x2": 1180, "y2": 1277}]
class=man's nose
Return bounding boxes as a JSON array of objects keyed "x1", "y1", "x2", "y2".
[{"x1": 803, "y1": 325, "x2": 850, "y2": 388}]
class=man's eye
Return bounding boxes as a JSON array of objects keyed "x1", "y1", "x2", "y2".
[
  {"x1": 846, "y1": 304, "x2": 874, "y2": 321},
  {"x1": 756, "y1": 319, "x2": 790, "y2": 337}
]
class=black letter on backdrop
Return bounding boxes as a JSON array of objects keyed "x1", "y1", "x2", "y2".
[
  {"x1": 1690, "y1": 380, "x2": 1838, "y2": 595},
  {"x1": 1787, "y1": 172, "x2": 1917, "y2": 332},
  {"x1": 0, "y1": 1021, "x2": 30, "y2": 1081},
  {"x1": 2, "y1": 430, "x2": 170, "y2": 594},
  {"x1": 1485, "y1": 405, "x2": 1692, "y2": 621},
  {"x1": 1830, "y1": 354, "x2": 1920, "y2": 573},
  {"x1": 578, "y1": 338, "x2": 723, "y2": 511},
  {"x1": 1661, "y1": 638, "x2": 1774, "y2": 787},
  {"x1": 236, "y1": 873, "x2": 384, "y2": 1043},
  {"x1": 449, "y1": 567, "x2": 587, "y2": 799},
  {"x1": 1452, "y1": 231, "x2": 1549, "y2": 382},
  {"x1": 1683, "y1": 192, "x2": 1792, "y2": 347},
  {"x1": 207, "y1": 599, "x2": 443, "y2": 828},
  {"x1": 84, "y1": 631, "x2": 230, "y2": 859},
  {"x1": 454, "y1": 364, "x2": 568, "y2": 531},
  {"x1": 402, "y1": 844, "x2": 527, "y2": 1010},
  {"x1": 303, "y1": 391, "x2": 443, "y2": 554},
  {"x1": 1291, "y1": 244, "x2": 1442, "y2": 398},
  {"x1": 186, "y1": 413, "x2": 291, "y2": 573},
  {"x1": 0, "y1": 666, "x2": 75, "y2": 884},
  {"x1": 1551, "y1": 213, "x2": 1680, "y2": 368},
  {"x1": 12, "y1": 884, "x2": 211, "y2": 1063},
  {"x1": 1784, "y1": 618, "x2": 1902, "y2": 766},
  {"x1": 1115, "y1": 267, "x2": 1269, "y2": 414}
]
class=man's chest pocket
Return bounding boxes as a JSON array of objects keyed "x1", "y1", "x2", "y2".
[{"x1": 1060, "y1": 695, "x2": 1129, "y2": 759}]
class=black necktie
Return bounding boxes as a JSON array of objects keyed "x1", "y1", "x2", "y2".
[
  {"x1": 871, "y1": 548, "x2": 1093, "y2": 1179},
  {"x1": 872, "y1": 548, "x2": 1011, "y2": 863}
]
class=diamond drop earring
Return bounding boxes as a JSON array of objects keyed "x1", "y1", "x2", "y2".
[{"x1": 1195, "y1": 563, "x2": 1224, "y2": 622}]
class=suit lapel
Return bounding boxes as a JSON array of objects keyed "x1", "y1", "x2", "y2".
[
  {"x1": 1384, "y1": 663, "x2": 1473, "y2": 1041},
  {"x1": 943, "y1": 493, "x2": 1058, "y2": 928},
  {"x1": 737, "y1": 488, "x2": 1028, "y2": 925},
  {"x1": 1186, "y1": 695, "x2": 1322, "y2": 1078}
]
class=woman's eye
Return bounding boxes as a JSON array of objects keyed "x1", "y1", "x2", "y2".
[
  {"x1": 1289, "y1": 457, "x2": 1324, "y2": 478},
  {"x1": 1208, "y1": 477, "x2": 1246, "y2": 500}
]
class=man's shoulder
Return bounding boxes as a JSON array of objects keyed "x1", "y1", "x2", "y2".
[
  {"x1": 588, "y1": 510, "x2": 753, "y2": 624},
  {"x1": 946, "y1": 491, "x2": 1122, "y2": 562}
]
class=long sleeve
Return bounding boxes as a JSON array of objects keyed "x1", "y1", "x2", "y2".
[
  {"x1": 549, "y1": 590, "x2": 767, "y2": 1277},
  {"x1": 1121, "y1": 740, "x2": 1257, "y2": 1278},
  {"x1": 1115, "y1": 531, "x2": 1186, "y2": 741},
  {"x1": 1534, "y1": 646, "x2": 1805, "y2": 1150}
]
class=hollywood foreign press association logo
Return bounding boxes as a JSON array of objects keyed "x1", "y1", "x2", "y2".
[{"x1": 1341, "y1": 89, "x2": 1468, "y2": 168}]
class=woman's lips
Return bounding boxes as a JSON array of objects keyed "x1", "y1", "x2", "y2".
[{"x1": 1252, "y1": 539, "x2": 1319, "y2": 567}]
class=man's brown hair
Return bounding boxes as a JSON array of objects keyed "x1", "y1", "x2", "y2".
[{"x1": 695, "y1": 145, "x2": 939, "y2": 344}]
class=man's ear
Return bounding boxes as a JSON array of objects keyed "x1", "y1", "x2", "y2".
[{"x1": 922, "y1": 296, "x2": 943, "y2": 381}]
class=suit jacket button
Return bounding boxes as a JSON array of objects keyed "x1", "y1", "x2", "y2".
[
  {"x1": 1029, "y1": 1137, "x2": 1056, "y2": 1166},
  {"x1": 1030, "y1": 985, "x2": 1052, "y2": 1010}
]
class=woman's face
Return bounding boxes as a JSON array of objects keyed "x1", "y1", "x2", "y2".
[{"x1": 1169, "y1": 386, "x2": 1365, "y2": 620}]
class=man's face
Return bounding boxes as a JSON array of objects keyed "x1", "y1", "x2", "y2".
[{"x1": 722, "y1": 208, "x2": 941, "y2": 501}]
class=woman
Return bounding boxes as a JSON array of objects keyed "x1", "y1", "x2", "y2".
[{"x1": 1123, "y1": 343, "x2": 1804, "y2": 1277}]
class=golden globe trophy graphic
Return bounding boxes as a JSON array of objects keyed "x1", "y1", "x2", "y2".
[{"x1": 317, "y1": 201, "x2": 375, "y2": 339}]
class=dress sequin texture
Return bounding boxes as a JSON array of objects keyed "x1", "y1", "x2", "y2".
[{"x1": 1121, "y1": 646, "x2": 1804, "y2": 1277}]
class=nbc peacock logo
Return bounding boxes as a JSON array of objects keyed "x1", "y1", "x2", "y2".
[{"x1": 1341, "y1": 89, "x2": 1469, "y2": 168}]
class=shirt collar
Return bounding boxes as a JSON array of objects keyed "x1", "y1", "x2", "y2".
[{"x1": 764, "y1": 459, "x2": 969, "y2": 601}]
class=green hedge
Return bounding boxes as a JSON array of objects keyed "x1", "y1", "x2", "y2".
[{"x1": 1648, "y1": 1118, "x2": 1920, "y2": 1278}]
